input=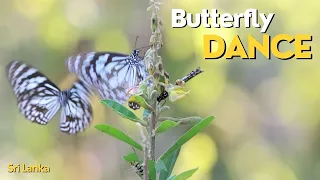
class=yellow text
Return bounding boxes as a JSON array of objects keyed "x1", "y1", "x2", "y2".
[
  {"x1": 8, "y1": 164, "x2": 50, "y2": 173},
  {"x1": 203, "y1": 34, "x2": 312, "y2": 60}
]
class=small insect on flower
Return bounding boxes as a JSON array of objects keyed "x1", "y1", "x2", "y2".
[
  {"x1": 157, "y1": 67, "x2": 204, "y2": 102},
  {"x1": 129, "y1": 161, "x2": 150, "y2": 180},
  {"x1": 157, "y1": 90, "x2": 169, "y2": 102},
  {"x1": 180, "y1": 67, "x2": 203, "y2": 84},
  {"x1": 126, "y1": 85, "x2": 146, "y2": 110},
  {"x1": 128, "y1": 101, "x2": 140, "y2": 110},
  {"x1": 66, "y1": 49, "x2": 149, "y2": 105},
  {"x1": 6, "y1": 61, "x2": 93, "y2": 134}
]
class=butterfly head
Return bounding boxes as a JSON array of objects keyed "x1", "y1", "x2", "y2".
[
  {"x1": 132, "y1": 49, "x2": 140, "y2": 57},
  {"x1": 127, "y1": 49, "x2": 144, "y2": 66}
]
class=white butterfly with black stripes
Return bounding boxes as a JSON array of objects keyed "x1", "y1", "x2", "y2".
[
  {"x1": 66, "y1": 49, "x2": 148, "y2": 104},
  {"x1": 6, "y1": 60, "x2": 93, "y2": 134}
]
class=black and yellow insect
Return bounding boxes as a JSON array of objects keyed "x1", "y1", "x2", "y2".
[{"x1": 129, "y1": 161, "x2": 150, "y2": 180}]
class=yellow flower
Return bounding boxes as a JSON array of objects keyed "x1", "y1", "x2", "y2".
[{"x1": 168, "y1": 86, "x2": 190, "y2": 102}]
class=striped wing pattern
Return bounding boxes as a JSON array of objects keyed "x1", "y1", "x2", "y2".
[
  {"x1": 6, "y1": 60, "x2": 93, "y2": 134},
  {"x1": 7, "y1": 61, "x2": 61, "y2": 124},
  {"x1": 60, "y1": 80, "x2": 93, "y2": 134},
  {"x1": 66, "y1": 50, "x2": 148, "y2": 104}
]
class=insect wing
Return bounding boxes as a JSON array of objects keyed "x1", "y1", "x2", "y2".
[
  {"x1": 6, "y1": 61, "x2": 61, "y2": 125},
  {"x1": 66, "y1": 51, "x2": 148, "y2": 104},
  {"x1": 60, "y1": 80, "x2": 93, "y2": 134}
]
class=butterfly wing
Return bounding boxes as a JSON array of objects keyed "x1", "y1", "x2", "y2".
[
  {"x1": 6, "y1": 60, "x2": 61, "y2": 124},
  {"x1": 60, "y1": 80, "x2": 93, "y2": 134},
  {"x1": 66, "y1": 51, "x2": 148, "y2": 104}
]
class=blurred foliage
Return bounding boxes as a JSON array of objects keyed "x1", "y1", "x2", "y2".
[{"x1": 0, "y1": 0, "x2": 319, "y2": 180}]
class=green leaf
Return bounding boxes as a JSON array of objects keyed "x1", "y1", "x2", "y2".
[
  {"x1": 156, "y1": 120, "x2": 180, "y2": 134},
  {"x1": 95, "y1": 124, "x2": 143, "y2": 151},
  {"x1": 100, "y1": 99, "x2": 143, "y2": 123},
  {"x1": 166, "y1": 175, "x2": 176, "y2": 180},
  {"x1": 171, "y1": 168, "x2": 199, "y2": 180},
  {"x1": 123, "y1": 152, "x2": 140, "y2": 163},
  {"x1": 159, "y1": 148, "x2": 180, "y2": 180},
  {"x1": 155, "y1": 160, "x2": 167, "y2": 173},
  {"x1": 159, "y1": 116, "x2": 215, "y2": 161},
  {"x1": 148, "y1": 160, "x2": 157, "y2": 180}
]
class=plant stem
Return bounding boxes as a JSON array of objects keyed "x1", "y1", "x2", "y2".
[
  {"x1": 142, "y1": 1, "x2": 162, "y2": 178},
  {"x1": 143, "y1": 146, "x2": 149, "y2": 180},
  {"x1": 146, "y1": 0, "x2": 162, "y2": 162},
  {"x1": 150, "y1": 101, "x2": 157, "y2": 161},
  {"x1": 136, "y1": 122, "x2": 149, "y2": 180}
]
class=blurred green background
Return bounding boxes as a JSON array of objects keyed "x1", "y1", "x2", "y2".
[{"x1": 0, "y1": 0, "x2": 319, "y2": 179}]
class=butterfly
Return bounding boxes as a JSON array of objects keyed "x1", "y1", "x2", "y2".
[
  {"x1": 66, "y1": 49, "x2": 148, "y2": 104},
  {"x1": 6, "y1": 60, "x2": 93, "y2": 134}
]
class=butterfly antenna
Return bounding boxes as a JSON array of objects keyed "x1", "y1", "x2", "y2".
[{"x1": 135, "y1": 36, "x2": 139, "y2": 50}]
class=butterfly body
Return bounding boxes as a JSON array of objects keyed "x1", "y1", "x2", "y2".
[{"x1": 59, "y1": 91, "x2": 70, "y2": 106}]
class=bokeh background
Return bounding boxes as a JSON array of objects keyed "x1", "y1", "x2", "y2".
[{"x1": 0, "y1": 0, "x2": 319, "y2": 179}]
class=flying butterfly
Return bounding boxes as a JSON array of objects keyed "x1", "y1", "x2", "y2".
[
  {"x1": 6, "y1": 60, "x2": 93, "y2": 134},
  {"x1": 66, "y1": 49, "x2": 149, "y2": 104}
]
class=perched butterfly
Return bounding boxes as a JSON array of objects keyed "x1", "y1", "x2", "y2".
[
  {"x1": 6, "y1": 60, "x2": 93, "y2": 134},
  {"x1": 66, "y1": 49, "x2": 148, "y2": 104}
]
